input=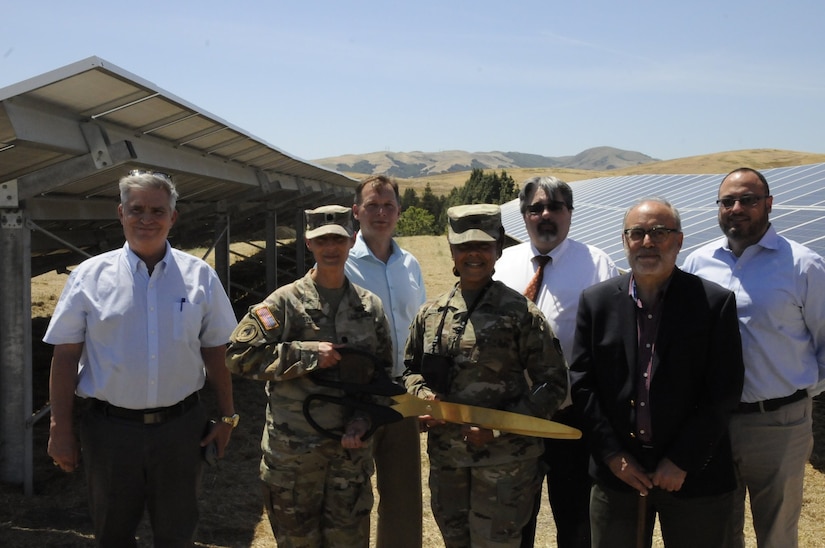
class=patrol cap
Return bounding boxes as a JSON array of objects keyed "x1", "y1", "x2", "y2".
[
  {"x1": 305, "y1": 205, "x2": 354, "y2": 239},
  {"x1": 447, "y1": 204, "x2": 502, "y2": 244}
]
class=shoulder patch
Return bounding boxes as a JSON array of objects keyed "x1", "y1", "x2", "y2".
[
  {"x1": 254, "y1": 306, "x2": 280, "y2": 330},
  {"x1": 234, "y1": 321, "x2": 260, "y2": 343}
]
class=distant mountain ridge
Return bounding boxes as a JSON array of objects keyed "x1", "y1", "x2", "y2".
[{"x1": 314, "y1": 146, "x2": 658, "y2": 178}]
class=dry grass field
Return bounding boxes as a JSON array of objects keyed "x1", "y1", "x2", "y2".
[{"x1": 3, "y1": 150, "x2": 825, "y2": 546}]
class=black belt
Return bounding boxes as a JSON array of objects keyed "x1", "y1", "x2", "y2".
[
  {"x1": 90, "y1": 392, "x2": 200, "y2": 424},
  {"x1": 736, "y1": 389, "x2": 808, "y2": 414}
]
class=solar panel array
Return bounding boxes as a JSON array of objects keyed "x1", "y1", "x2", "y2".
[{"x1": 501, "y1": 163, "x2": 825, "y2": 271}]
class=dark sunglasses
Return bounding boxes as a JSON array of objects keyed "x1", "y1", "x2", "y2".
[{"x1": 526, "y1": 201, "x2": 568, "y2": 216}]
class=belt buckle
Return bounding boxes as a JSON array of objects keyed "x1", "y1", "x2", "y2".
[{"x1": 143, "y1": 411, "x2": 167, "y2": 425}]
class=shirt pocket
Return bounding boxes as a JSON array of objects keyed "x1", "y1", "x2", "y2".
[{"x1": 173, "y1": 300, "x2": 202, "y2": 341}]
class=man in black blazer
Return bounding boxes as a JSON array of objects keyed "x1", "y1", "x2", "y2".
[{"x1": 569, "y1": 197, "x2": 744, "y2": 548}]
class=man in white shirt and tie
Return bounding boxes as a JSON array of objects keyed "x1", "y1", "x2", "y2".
[{"x1": 495, "y1": 176, "x2": 618, "y2": 548}]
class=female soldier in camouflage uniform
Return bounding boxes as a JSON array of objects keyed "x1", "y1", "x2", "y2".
[
  {"x1": 226, "y1": 205, "x2": 393, "y2": 547},
  {"x1": 403, "y1": 204, "x2": 568, "y2": 548}
]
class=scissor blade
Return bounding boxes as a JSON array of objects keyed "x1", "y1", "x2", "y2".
[{"x1": 391, "y1": 394, "x2": 581, "y2": 439}]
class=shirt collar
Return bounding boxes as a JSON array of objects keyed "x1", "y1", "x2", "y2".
[
  {"x1": 350, "y1": 231, "x2": 399, "y2": 261},
  {"x1": 123, "y1": 241, "x2": 171, "y2": 274},
  {"x1": 529, "y1": 237, "x2": 571, "y2": 262},
  {"x1": 720, "y1": 223, "x2": 778, "y2": 254},
  {"x1": 628, "y1": 271, "x2": 673, "y2": 309}
]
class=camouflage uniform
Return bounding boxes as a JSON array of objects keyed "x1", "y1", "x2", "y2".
[
  {"x1": 226, "y1": 205, "x2": 393, "y2": 548},
  {"x1": 403, "y1": 203, "x2": 568, "y2": 547}
]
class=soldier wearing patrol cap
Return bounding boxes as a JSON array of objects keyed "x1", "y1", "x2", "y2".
[
  {"x1": 403, "y1": 203, "x2": 569, "y2": 548},
  {"x1": 226, "y1": 204, "x2": 393, "y2": 547}
]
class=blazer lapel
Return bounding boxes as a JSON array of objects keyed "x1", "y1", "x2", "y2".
[
  {"x1": 617, "y1": 276, "x2": 638, "y2": 380},
  {"x1": 648, "y1": 269, "x2": 684, "y2": 378}
]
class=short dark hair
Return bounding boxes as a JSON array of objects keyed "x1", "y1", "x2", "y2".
[
  {"x1": 354, "y1": 175, "x2": 401, "y2": 205},
  {"x1": 722, "y1": 167, "x2": 770, "y2": 196}
]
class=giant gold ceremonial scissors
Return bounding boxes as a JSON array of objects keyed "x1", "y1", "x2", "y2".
[
  {"x1": 390, "y1": 393, "x2": 581, "y2": 439},
  {"x1": 304, "y1": 347, "x2": 580, "y2": 440}
]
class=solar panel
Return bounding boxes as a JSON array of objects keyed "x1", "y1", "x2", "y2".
[{"x1": 501, "y1": 163, "x2": 825, "y2": 271}]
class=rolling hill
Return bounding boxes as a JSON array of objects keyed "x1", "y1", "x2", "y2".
[
  {"x1": 313, "y1": 146, "x2": 657, "y2": 178},
  {"x1": 385, "y1": 148, "x2": 825, "y2": 197}
]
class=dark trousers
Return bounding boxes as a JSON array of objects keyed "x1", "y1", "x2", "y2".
[
  {"x1": 372, "y1": 416, "x2": 423, "y2": 548},
  {"x1": 590, "y1": 482, "x2": 734, "y2": 548},
  {"x1": 80, "y1": 401, "x2": 207, "y2": 547},
  {"x1": 521, "y1": 406, "x2": 591, "y2": 548}
]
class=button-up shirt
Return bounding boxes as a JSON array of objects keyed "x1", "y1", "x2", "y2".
[
  {"x1": 345, "y1": 232, "x2": 426, "y2": 377},
  {"x1": 629, "y1": 276, "x2": 665, "y2": 444},
  {"x1": 44, "y1": 242, "x2": 238, "y2": 409},
  {"x1": 495, "y1": 238, "x2": 618, "y2": 361},
  {"x1": 682, "y1": 225, "x2": 825, "y2": 400}
]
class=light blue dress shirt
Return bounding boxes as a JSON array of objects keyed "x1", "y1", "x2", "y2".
[
  {"x1": 345, "y1": 232, "x2": 426, "y2": 377},
  {"x1": 682, "y1": 225, "x2": 825, "y2": 400},
  {"x1": 44, "y1": 242, "x2": 238, "y2": 409}
]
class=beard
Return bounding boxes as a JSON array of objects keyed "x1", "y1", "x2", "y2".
[
  {"x1": 535, "y1": 221, "x2": 558, "y2": 240},
  {"x1": 719, "y1": 214, "x2": 769, "y2": 244}
]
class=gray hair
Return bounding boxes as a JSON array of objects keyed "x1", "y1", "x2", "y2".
[
  {"x1": 119, "y1": 171, "x2": 178, "y2": 210},
  {"x1": 623, "y1": 197, "x2": 681, "y2": 230},
  {"x1": 518, "y1": 176, "x2": 574, "y2": 214}
]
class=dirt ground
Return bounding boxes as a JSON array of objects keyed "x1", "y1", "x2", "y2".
[{"x1": 3, "y1": 236, "x2": 825, "y2": 547}]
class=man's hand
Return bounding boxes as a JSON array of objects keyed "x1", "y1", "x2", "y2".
[
  {"x1": 48, "y1": 343, "x2": 83, "y2": 473},
  {"x1": 48, "y1": 422, "x2": 79, "y2": 473},
  {"x1": 606, "y1": 451, "x2": 654, "y2": 495},
  {"x1": 651, "y1": 457, "x2": 687, "y2": 492},
  {"x1": 200, "y1": 421, "x2": 234, "y2": 459}
]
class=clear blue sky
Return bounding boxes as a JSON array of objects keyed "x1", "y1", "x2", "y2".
[{"x1": 3, "y1": 1, "x2": 824, "y2": 162}]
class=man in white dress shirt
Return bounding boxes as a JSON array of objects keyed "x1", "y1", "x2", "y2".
[
  {"x1": 45, "y1": 170, "x2": 238, "y2": 547},
  {"x1": 494, "y1": 175, "x2": 618, "y2": 548}
]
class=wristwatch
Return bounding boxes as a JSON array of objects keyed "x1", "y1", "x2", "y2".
[{"x1": 220, "y1": 413, "x2": 240, "y2": 428}]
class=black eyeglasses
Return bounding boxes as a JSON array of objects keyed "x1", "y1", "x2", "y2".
[
  {"x1": 623, "y1": 226, "x2": 680, "y2": 243},
  {"x1": 716, "y1": 195, "x2": 768, "y2": 209},
  {"x1": 128, "y1": 169, "x2": 173, "y2": 182},
  {"x1": 526, "y1": 201, "x2": 568, "y2": 216}
]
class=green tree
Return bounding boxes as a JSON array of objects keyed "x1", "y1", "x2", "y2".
[
  {"x1": 420, "y1": 183, "x2": 447, "y2": 233},
  {"x1": 453, "y1": 168, "x2": 518, "y2": 205},
  {"x1": 396, "y1": 206, "x2": 437, "y2": 236},
  {"x1": 401, "y1": 187, "x2": 420, "y2": 209}
]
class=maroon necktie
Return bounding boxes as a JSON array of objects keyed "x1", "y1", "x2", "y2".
[{"x1": 524, "y1": 255, "x2": 551, "y2": 302}]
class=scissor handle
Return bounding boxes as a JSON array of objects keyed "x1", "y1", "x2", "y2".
[{"x1": 302, "y1": 393, "x2": 404, "y2": 441}]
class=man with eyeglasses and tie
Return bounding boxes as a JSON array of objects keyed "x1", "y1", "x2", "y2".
[
  {"x1": 494, "y1": 176, "x2": 618, "y2": 548},
  {"x1": 570, "y1": 197, "x2": 744, "y2": 548},
  {"x1": 45, "y1": 170, "x2": 238, "y2": 546},
  {"x1": 683, "y1": 167, "x2": 825, "y2": 548}
]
